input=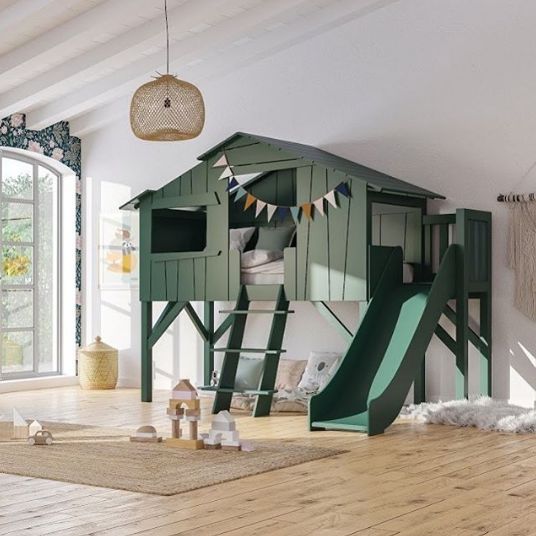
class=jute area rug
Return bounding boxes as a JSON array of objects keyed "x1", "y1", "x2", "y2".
[{"x1": 0, "y1": 422, "x2": 345, "y2": 495}]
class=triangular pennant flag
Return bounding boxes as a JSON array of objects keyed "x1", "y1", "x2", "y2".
[
  {"x1": 324, "y1": 189, "x2": 338, "y2": 208},
  {"x1": 290, "y1": 206, "x2": 301, "y2": 223},
  {"x1": 218, "y1": 166, "x2": 233, "y2": 180},
  {"x1": 234, "y1": 187, "x2": 247, "y2": 200},
  {"x1": 335, "y1": 182, "x2": 350, "y2": 197},
  {"x1": 244, "y1": 193, "x2": 256, "y2": 210},
  {"x1": 266, "y1": 204, "x2": 277, "y2": 222},
  {"x1": 255, "y1": 200, "x2": 266, "y2": 218},
  {"x1": 226, "y1": 178, "x2": 239, "y2": 191},
  {"x1": 301, "y1": 203, "x2": 313, "y2": 220},
  {"x1": 213, "y1": 153, "x2": 228, "y2": 168},
  {"x1": 276, "y1": 207, "x2": 288, "y2": 220},
  {"x1": 314, "y1": 198, "x2": 325, "y2": 216},
  {"x1": 232, "y1": 172, "x2": 262, "y2": 185}
]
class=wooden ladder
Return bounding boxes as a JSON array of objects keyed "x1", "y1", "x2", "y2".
[{"x1": 200, "y1": 285, "x2": 291, "y2": 417}]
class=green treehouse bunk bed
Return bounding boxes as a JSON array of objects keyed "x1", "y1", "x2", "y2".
[{"x1": 121, "y1": 132, "x2": 492, "y2": 436}]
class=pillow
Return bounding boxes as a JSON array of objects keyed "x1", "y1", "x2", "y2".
[
  {"x1": 234, "y1": 356, "x2": 264, "y2": 391},
  {"x1": 297, "y1": 351, "x2": 342, "y2": 393},
  {"x1": 275, "y1": 359, "x2": 307, "y2": 390},
  {"x1": 229, "y1": 227, "x2": 255, "y2": 252},
  {"x1": 255, "y1": 226, "x2": 295, "y2": 251},
  {"x1": 241, "y1": 249, "x2": 283, "y2": 269}
]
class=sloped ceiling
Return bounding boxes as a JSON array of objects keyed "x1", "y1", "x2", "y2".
[{"x1": 0, "y1": 0, "x2": 398, "y2": 136}]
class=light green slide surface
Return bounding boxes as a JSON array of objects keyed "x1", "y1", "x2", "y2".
[{"x1": 309, "y1": 245, "x2": 457, "y2": 436}]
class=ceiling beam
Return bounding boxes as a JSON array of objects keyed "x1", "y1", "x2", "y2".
[
  {"x1": 0, "y1": 0, "x2": 240, "y2": 119},
  {"x1": 0, "y1": 0, "x2": 151, "y2": 81},
  {"x1": 26, "y1": 0, "x2": 314, "y2": 130},
  {"x1": 0, "y1": 0, "x2": 57, "y2": 34}
]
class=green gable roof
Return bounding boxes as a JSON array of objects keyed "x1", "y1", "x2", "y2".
[{"x1": 199, "y1": 132, "x2": 444, "y2": 199}]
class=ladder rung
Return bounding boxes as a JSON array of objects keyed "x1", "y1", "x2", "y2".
[
  {"x1": 198, "y1": 386, "x2": 277, "y2": 395},
  {"x1": 210, "y1": 348, "x2": 286, "y2": 354},
  {"x1": 219, "y1": 309, "x2": 294, "y2": 315}
]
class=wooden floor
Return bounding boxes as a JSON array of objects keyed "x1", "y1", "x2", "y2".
[{"x1": 1, "y1": 388, "x2": 536, "y2": 536}]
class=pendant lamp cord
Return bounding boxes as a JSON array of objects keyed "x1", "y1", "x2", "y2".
[{"x1": 164, "y1": 0, "x2": 170, "y2": 74}]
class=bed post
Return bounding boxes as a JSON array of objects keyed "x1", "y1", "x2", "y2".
[
  {"x1": 141, "y1": 300, "x2": 153, "y2": 402},
  {"x1": 204, "y1": 301, "x2": 214, "y2": 386}
]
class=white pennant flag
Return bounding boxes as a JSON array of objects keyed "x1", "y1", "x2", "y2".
[
  {"x1": 255, "y1": 200, "x2": 267, "y2": 218},
  {"x1": 218, "y1": 166, "x2": 233, "y2": 180},
  {"x1": 324, "y1": 190, "x2": 338, "y2": 208},
  {"x1": 314, "y1": 198, "x2": 325, "y2": 216},
  {"x1": 266, "y1": 204, "x2": 277, "y2": 222},
  {"x1": 213, "y1": 154, "x2": 228, "y2": 168}
]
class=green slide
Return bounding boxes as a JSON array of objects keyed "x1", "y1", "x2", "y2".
[{"x1": 309, "y1": 244, "x2": 457, "y2": 436}]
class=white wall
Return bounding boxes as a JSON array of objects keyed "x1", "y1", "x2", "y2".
[{"x1": 82, "y1": 0, "x2": 536, "y2": 405}]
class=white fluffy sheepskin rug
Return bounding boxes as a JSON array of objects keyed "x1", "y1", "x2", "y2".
[{"x1": 401, "y1": 397, "x2": 536, "y2": 433}]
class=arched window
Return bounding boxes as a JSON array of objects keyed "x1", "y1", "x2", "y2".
[{"x1": 0, "y1": 152, "x2": 61, "y2": 377}]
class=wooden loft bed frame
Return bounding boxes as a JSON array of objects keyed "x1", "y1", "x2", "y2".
[{"x1": 122, "y1": 133, "x2": 492, "y2": 427}]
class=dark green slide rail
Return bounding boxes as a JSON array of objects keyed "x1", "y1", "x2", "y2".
[{"x1": 309, "y1": 244, "x2": 457, "y2": 436}]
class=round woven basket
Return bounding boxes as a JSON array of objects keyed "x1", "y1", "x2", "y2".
[{"x1": 78, "y1": 336, "x2": 118, "y2": 390}]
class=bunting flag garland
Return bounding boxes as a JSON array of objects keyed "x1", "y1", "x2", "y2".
[
  {"x1": 266, "y1": 204, "x2": 277, "y2": 222},
  {"x1": 234, "y1": 187, "x2": 247, "y2": 200},
  {"x1": 313, "y1": 198, "x2": 325, "y2": 216},
  {"x1": 335, "y1": 182, "x2": 350, "y2": 197},
  {"x1": 213, "y1": 153, "x2": 229, "y2": 168},
  {"x1": 325, "y1": 190, "x2": 338, "y2": 208},
  {"x1": 212, "y1": 155, "x2": 350, "y2": 222},
  {"x1": 226, "y1": 177, "x2": 239, "y2": 191},
  {"x1": 218, "y1": 166, "x2": 233, "y2": 180},
  {"x1": 302, "y1": 203, "x2": 313, "y2": 221},
  {"x1": 244, "y1": 193, "x2": 256, "y2": 210},
  {"x1": 255, "y1": 200, "x2": 267, "y2": 217}
]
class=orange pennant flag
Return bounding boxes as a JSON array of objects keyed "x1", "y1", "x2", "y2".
[
  {"x1": 301, "y1": 203, "x2": 313, "y2": 220},
  {"x1": 244, "y1": 193, "x2": 256, "y2": 210}
]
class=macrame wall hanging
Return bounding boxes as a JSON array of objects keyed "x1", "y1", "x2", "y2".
[{"x1": 213, "y1": 153, "x2": 351, "y2": 223}]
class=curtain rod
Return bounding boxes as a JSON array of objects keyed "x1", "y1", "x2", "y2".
[{"x1": 497, "y1": 193, "x2": 536, "y2": 202}]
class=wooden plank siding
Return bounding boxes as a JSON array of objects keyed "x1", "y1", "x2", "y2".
[{"x1": 139, "y1": 136, "x2": 372, "y2": 303}]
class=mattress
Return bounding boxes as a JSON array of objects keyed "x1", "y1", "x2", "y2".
[
  {"x1": 241, "y1": 258, "x2": 284, "y2": 285},
  {"x1": 240, "y1": 257, "x2": 414, "y2": 285}
]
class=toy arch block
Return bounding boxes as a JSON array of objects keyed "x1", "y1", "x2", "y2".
[{"x1": 169, "y1": 399, "x2": 200, "y2": 410}]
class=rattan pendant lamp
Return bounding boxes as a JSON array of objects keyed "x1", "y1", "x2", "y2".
[{"x1": 130, "y1": 0, "x2": 205, "y2": 141}]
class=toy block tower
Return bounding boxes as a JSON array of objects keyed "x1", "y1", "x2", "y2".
[
  {"x1": 12, "y1": 408, "x2": 29, "y2": 439},
  {"x1": 204, "y1": 410, "x2": 241, "y2": 450},
  {"x1": 165, "y1": 379, "x2": 204, "y2": 450}
]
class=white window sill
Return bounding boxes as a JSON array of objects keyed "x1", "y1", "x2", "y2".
[{"x1": 0, "y1": 375, "x2": 78, "y2": 393}]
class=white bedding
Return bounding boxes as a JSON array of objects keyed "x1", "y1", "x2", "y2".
[
  {"x1": 241, "y1": 258, "x2": 285, "y2": 285},
  {"x1": 239, "y1": 251, "x2": 415, "y2": 286}
]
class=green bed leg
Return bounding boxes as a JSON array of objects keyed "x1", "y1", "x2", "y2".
[
  {"x1": 141, "y1": 300, "x2": 153, "y2": 402},
  {"x1": 204, "y1": 301, "x2": 214, "y2": 387},
  {"x1": 413, "y1": 356, "x2": 426, "y2": 404},
  {"x1": 480, "y1": 293, "x2": 492, "y2": 396}
]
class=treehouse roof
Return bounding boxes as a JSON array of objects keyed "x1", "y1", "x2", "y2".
[{"x1": 121, "y1": 132, "x2": 444, "y2": 210}]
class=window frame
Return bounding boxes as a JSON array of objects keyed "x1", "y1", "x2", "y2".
[{"x1": 0, "y1": 150, "x2": 62, "y2": 379}]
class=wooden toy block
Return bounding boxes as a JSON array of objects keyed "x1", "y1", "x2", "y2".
[
  {"x1": 165, "y1": 438, "x2": 205, "y2": 449},
  {"x1": 183, "y1": 408, "x2": 201, "y2": 417},
  {"x1": 28, "y1": 420, "x2": 42, "y2": 436},
  {"x1": 222, "y1": 444, "x2": 241, "y2": 451},
  {"x1": 169, "y1": 399, "x2": 200, "y2": 410},
  {"x1": 183, "y1": 414, "x2": 201, "y2": 422},
  {"x1": 12, "y1": 408, "x2": 29, "y2": 439},
  {"x1": 171, "y1": 379, "x2": 198, "y2": 400},
  {"x1": 130, "y1": 425, "x2": 162, "y2": 443},
  {"x1": 188, "y1": 421, "x2": 198, "y2": 439},
  {"x1": 211, "y1": 410, "x2": 236, "y2": 432},
  {"x1": 130, "y1": 436, "x2": 162, "y2": 443},
  {"x1": 171, "y1": 420, "x2": 181, "y2": 439},
  {"x1": 167, "y1": 407, "x2": 184, "y2": 417},
  {"x1": 204, "y1": 443, "x2": 221, "y2": 450}
]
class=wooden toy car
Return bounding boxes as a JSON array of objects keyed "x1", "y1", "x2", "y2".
[{"x1": 27, "y1": 430, "x2": 53, "y2": 446}]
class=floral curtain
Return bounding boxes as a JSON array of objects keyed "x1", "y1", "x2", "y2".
[{"x1": 0, "y1": 113, "x2": 82, "y2": 345}]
